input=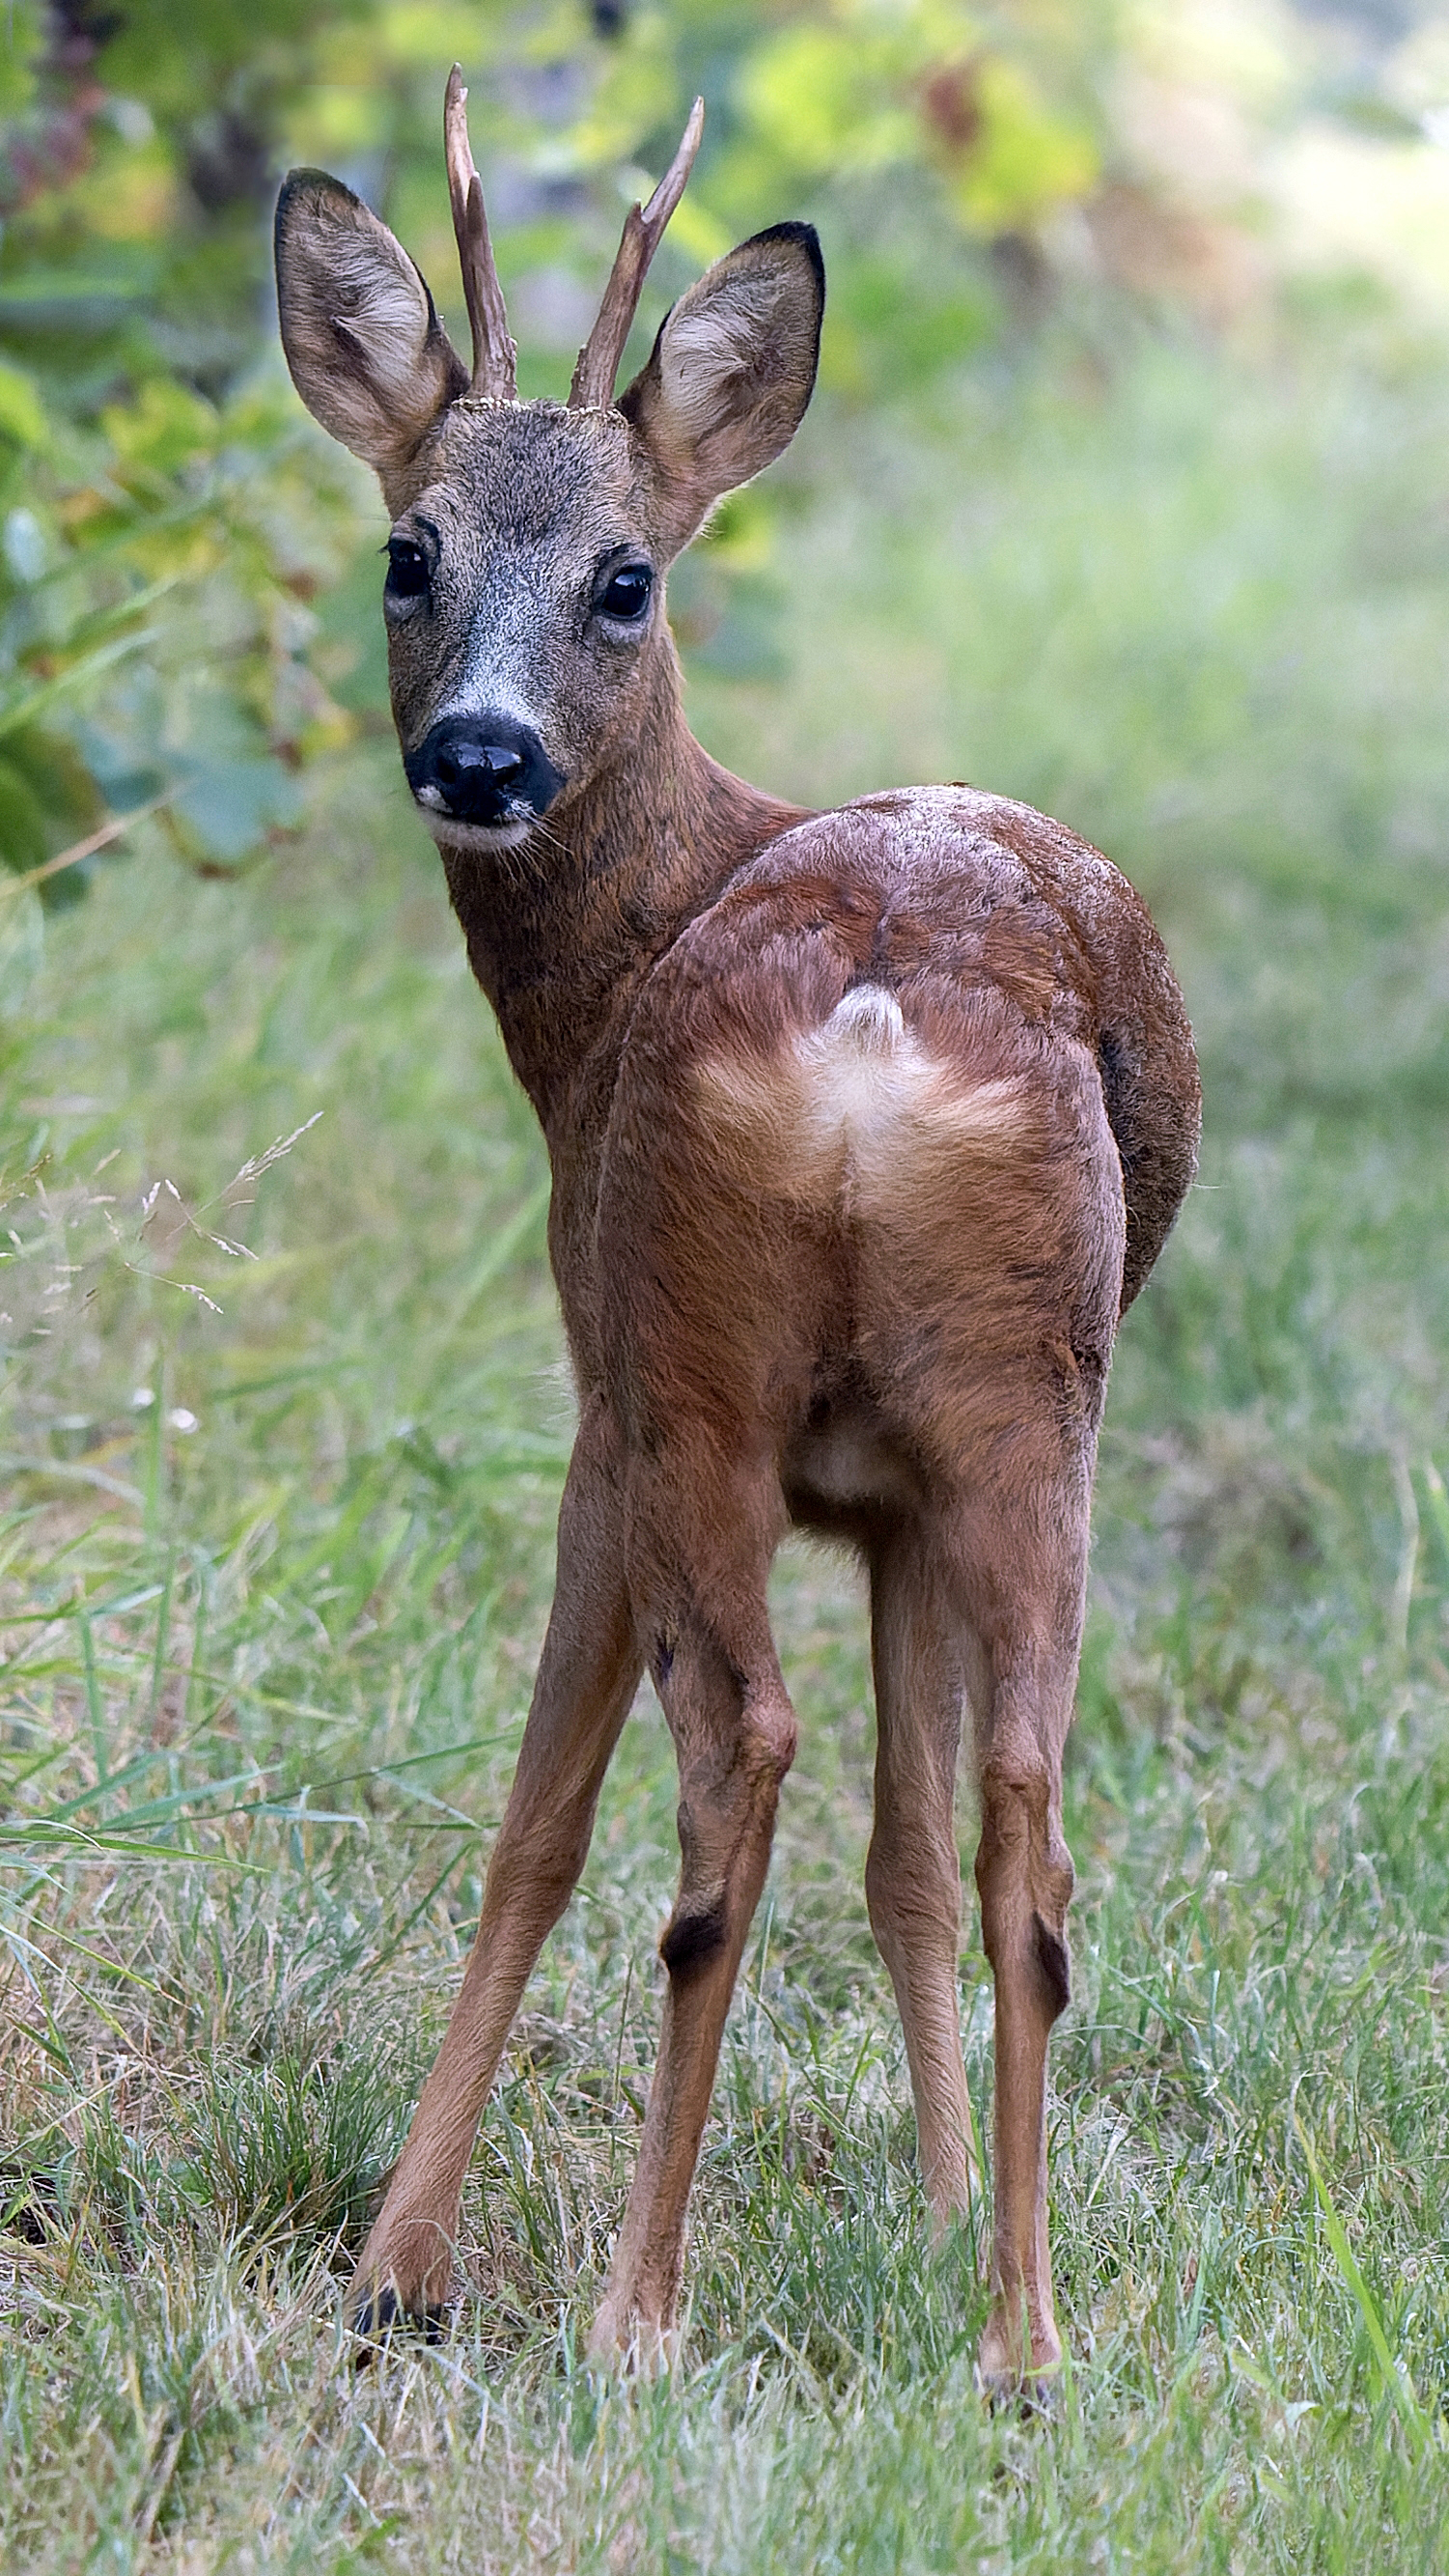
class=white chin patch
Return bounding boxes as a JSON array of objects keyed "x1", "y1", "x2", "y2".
[{"x1": 418, "y1": 805, "x2": 536, "y2": 855}]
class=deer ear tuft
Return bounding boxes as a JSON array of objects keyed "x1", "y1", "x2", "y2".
[
  {"x1": 275, "y1": 171, "x2": 466, "y2": 480},
  {"x1": 620, "y1": 222, "x2": 823, "y2": 553}
]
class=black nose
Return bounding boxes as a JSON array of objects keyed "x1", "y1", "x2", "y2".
[{"x1": 404, "y1": 714, "x2": 565, "y2": 827}]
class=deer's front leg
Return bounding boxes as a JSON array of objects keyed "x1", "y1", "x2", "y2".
[
  {"x1": 865, "y1": 1529, "x2": 982, "y2": 2235},
  {"x1": 588, "y1": 1455, "x2": 795, "y2": 2365},
  {"x1": 353, "y1": 1394, "x2": 640, "y2": 2333}
]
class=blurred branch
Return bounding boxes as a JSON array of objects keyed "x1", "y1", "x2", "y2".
[{"x1": 0, "y1": 791, "x2": 172, "y2": 903}]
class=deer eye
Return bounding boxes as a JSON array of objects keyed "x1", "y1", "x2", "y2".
[
  {"x1": 597, "y1": 563, "x2": 653, "y2": 622},
  {"x1": 385, "y1": 538, "x2": 430, "y2": 601}
]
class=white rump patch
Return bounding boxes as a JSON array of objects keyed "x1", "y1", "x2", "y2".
[
  {"x1": 814, "y1": 986, "x2": 906, "y2": 1052},
  {"x1": 697, "y1": 983, "x2": 1028, "y2": 1216}
]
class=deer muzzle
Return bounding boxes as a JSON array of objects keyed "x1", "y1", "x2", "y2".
[{"x1": 404, "y1": 714, "x2": 566, "y2": 829}]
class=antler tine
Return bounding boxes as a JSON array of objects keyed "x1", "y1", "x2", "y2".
[
  {"x1": 569, "y1": 98, "x2": 706, "y2": 410},
  {"x1": 444, "y1": 65, "x2": 517, "y2": 401}
]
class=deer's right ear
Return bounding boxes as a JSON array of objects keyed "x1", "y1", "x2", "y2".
[
  {"x1": 620, "y1": 223, "x2": 824, "y2": 552},
  {"x1": 275, "y1": 172, "x2": 467, "y2": 476}
]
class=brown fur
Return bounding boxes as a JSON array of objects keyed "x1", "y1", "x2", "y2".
[{"x1": 275, "y1": 112, "x2": 1201, "y2": 2392}]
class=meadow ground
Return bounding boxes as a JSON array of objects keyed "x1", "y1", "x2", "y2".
[{"x1": 6, "y1": 317, "x2": 1449, "y2": 2569}]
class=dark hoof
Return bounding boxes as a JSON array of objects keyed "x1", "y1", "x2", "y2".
[
  {"x1": 352, "y1": 2282, "x2": 449, "y2": 2361},
  {"x1": 1017, "y1": 2369, "x2": 1063, "y2": 2423},
  {"x1": 976, "y1": 2361, "x2": 1062, "y2": 2421}
]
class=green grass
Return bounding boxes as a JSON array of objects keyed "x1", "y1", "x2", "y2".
[{"x1": 7, "y1": 315, "x2": 1449, "y2": 2567}]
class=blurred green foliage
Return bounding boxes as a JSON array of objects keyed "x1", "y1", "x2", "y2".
[
  {"x1": 0, "y1": 0, "x2": 1120, "y2": 894},
  {"x1": 1, "y1": 0, "x2": 1444, "y2": 897}
]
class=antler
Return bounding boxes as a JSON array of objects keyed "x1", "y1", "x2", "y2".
[
  {"x1": 444, "y1": 65, "x2": 517, "y2": 401},
  {"x1": 569, "y1": 98, "x2": 705, "y2": 410}
]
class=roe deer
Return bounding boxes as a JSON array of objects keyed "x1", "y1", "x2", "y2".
[{"x1": 274, "y1": 70, "x2": 1200, "y2": 2394}]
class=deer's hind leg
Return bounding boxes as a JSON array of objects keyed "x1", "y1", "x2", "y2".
[
  {"x1": 953, "y1": 1470, "x2": 1091, "y2": 2398},
  {"x1": 588, "y1": 1439, "x2": 796, "y2": 2364}
]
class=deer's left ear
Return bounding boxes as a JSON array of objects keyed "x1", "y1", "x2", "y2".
[
  {"x1": 620, "y1": 223, "x2": 823, "y2": 552},
  {"x1": 275, "y1": 170, "x2": 467, "y2": 481}
]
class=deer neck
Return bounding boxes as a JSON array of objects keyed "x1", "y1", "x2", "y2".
[{"x1": 438, "y1": 637, "x2": 807, "y2": 1144}]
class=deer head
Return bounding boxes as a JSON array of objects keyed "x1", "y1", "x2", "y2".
[{"x1": 274, "y1": 72, "x2": 823, "y2": 852}]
